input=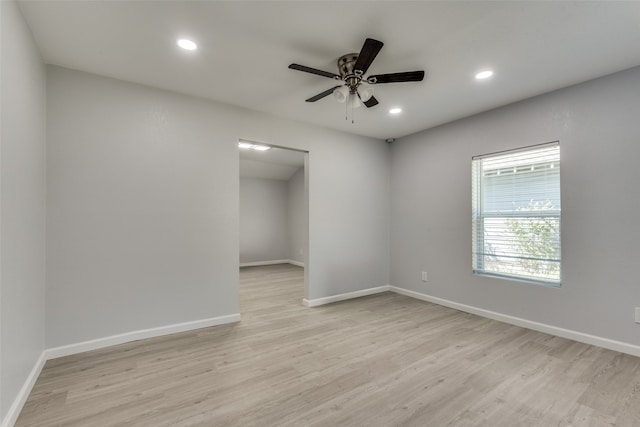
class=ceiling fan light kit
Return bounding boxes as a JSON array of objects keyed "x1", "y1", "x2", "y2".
[
  {"x1": 289, "y1": 38, "x2": 425, "y2": 119},
  {"x1": 358, "y1": 84, "x2": 374, "y2": 102},
  {"x1": 333, "y1": 85, "x2": 349, "y2": 103}
]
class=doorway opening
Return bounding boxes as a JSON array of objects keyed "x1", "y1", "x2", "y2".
[{"x1": 238, "y1": 140, "x2": 309, "y2": 312}]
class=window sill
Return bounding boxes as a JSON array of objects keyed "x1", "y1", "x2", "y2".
[{"x1": 473, "y1": 271, "x2": 561, "y2": 288}]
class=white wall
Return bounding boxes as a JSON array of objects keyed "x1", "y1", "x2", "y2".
[
  {"x1": 46, "y1": 66, "x2": 390, "y2": 347},
  {"x1": 0, "y1": 0, "x2": 47, "y2": 422},
  {"x1": 239, "y1": 177, "x2": 290, "y2": 264},
  {"x1": 287, "y1": 167, "x2": 307, "y2": 264},
  {"x1": 390, "y1": 66, "x2": 640, "y2": 347}
]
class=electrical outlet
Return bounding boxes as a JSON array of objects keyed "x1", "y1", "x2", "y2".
[
  {"x1": 635, "y1": 307, "x2": 640, "y2": 324},
  {"x1": 421, "y1": 271, "x2": 428, "y2": 282}
]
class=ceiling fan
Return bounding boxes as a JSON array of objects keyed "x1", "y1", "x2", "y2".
[{"x1": 289, "y1": 38, "x2": 425, "y2": 110}]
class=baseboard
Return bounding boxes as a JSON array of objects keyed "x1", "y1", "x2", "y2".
[
  {"x1": 389, "y1": 286, "x2": 640, "y2": 358},
  {"x1": 1, "y1": 351, "x2": 46, "y2": 427},
  {"x1": 240, "y1": 260, "x2": 304, "y2": 268},
  {"x1": 240, "y1": 260, "x2": 290, "y2": 267},
  {"x1": 45, "y1": 313, "x2": 241, "y2": 360},
  {"x1": 2, "y1": 314, "x2": 241, "y2": 427},
  {"x1": 303, "y1": 285, "x2": 390, "y2": 307}
]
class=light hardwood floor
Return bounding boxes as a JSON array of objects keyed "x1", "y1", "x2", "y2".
[{"x1": 16, "y1": 264, "x2": 640, "y2": 426}]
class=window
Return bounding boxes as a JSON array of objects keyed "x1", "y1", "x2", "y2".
[{"x1": 472, "y1": 142, "x2": 561, "y2": 285}]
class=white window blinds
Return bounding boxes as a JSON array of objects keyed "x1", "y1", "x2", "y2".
[{"x1": 472, "y1": 142, "x2": 561, "y2": 285}]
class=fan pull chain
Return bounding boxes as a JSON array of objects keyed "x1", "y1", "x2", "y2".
[
  {"x1": 344, "y1": 93, "x2": 355, "y2": 124},
  {"x1": 343, "y1": 93, "x2": 358, "y2": 124},
  {"x1": 351, "y1": 98, "x2": 354, "y2": 124}
]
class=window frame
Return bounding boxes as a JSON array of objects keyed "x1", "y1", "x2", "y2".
[{"x1": 472, "y1": 141, "x2": 561, "y2": 287}]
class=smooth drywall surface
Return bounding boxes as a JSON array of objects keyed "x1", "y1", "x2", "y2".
[
  {"x1": 46, "y1": 66, "x2": 389, "y2": 347},
  {"x1": 0, "y1": 0, "x2": 47, "y2": 420},
  {"x1": 46, "y1": 67, "x2": 241, "y2": 347},
  {"x1": 390, "y1": 66, "x2": 640, "y2": 346},
  {"x1": 240, "y1": 178, "x2": 289, "y2": 263},
  {"x1": 287, "y1": 167, "x2": 307, "y2": 264}
]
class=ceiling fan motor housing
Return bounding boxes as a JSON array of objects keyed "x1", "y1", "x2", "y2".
[
  {"x1": 337, "y1": 53, "x2": 360, "y2": 77},
  {"x1": 337, "y1": 53, "x2": 362, "y2": 90}
]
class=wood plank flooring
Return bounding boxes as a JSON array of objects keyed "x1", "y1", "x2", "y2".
[{"x1": 16, "y1": 264, "x2": 640, "y2": 426}]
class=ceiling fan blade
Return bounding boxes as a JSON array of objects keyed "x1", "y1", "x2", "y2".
[
  {"x1": 363, "y1": 96, "x2": 379, "y2": 108},
  {"x1": 369, "y1": 71, "x2": 425, "y2": 84},
  {"x1": 363, "y1": 96, "x2": 378, "y2": 108},
  {"x1": 353, "y1": 38, "x2": 384, "y2": 75},
  {"x1": 357, "y1": 93, "x2": 379, "y2": 108},
  {"x1": 305, "y1": 86, "x2": 342, "y2": 102},
  {"x1": 289, "y1": 64, "x2": 340, "y2": 79}
]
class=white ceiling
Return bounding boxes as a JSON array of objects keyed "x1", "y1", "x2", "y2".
[
  {"x1": 18, "y1": 1, "x2": 640, "y2": 140},
  {"x1": 239, "y1": 146, "x2": 305, "y2": 180}
]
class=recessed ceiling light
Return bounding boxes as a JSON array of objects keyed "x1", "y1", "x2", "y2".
[
  {"x1": 389, "y1": 108, "x2": 402, "y2": 114},
  {"x1": 475, "y1": 70, "x2": 494, "y2": 80},
  {"x1": 177, "y1": 39, "x2": 197, "y2": 51},
  {"x1": 238, "y1": 141, "x2": 271, "y2": 151}
]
